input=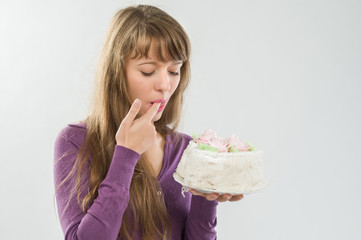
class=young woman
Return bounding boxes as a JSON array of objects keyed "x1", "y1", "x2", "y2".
[{"x1": 54, "y1": 5, "x2": 244, "y2": 240}]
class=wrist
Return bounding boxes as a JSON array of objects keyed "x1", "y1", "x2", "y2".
[{"x1": 116, "y1": 143, "x2": 141, "y2": 155}]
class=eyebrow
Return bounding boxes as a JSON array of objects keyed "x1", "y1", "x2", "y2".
[{"x1": 137, "y1": 61, "x2": 183, "y2": 66}]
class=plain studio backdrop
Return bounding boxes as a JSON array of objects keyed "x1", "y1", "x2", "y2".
[{"x1": 1, "y1": 0, "x2": 360, "y2": 239}]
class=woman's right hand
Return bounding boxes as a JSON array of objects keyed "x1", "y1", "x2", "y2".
[{"x1": 115, "y1": 99, "x2": 161, "y2": 155}]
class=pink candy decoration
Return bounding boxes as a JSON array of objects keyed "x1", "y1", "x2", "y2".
[
  {"x1": 227, "y1": 134, "x2": 250, "y2": 152},
  {"x1": 194, "y1": 130, "x2": 250, "y2": 152},
  {"x1": 197, "y1": 129, "x2": 217, "y2": 144}
]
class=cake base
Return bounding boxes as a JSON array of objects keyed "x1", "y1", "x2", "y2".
[{"x1": 173, "y1": 172, "x2": 268, "y2": 196}]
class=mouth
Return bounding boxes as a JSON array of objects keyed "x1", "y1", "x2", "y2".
[{"x1": 151, "y1": 99, "x2": 166, "y2": 113}]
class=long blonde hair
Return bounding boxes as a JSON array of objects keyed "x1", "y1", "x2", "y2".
[{"x1": 57, "y1": 5, "x2": 191, "y2": 240}]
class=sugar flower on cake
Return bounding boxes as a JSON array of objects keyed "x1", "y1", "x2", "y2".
[
  {"x1": 196, "y1": 129, "x2": 216, "y2": 144},
  {"x1": 227, "y1": 134, "x2": 250, "y2": 152},
  {"x1": 193, "y1": 129, "x2": 228, "y2": 152},
  {"x1": 208, "y1": 136, "x2": 229, "y2": 152},
  {"x1": 192, "y1": 129, "x2": 256, "y2": 152}
]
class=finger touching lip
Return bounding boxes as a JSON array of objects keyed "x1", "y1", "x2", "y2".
[
  {"x1": 151, "y1": 99, "x2": 166, "y2": 104},
  {"x1": 150, "y1": 99, "x2": 166, "y2": 108}
]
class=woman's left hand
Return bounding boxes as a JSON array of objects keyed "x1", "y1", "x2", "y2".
[{"x1": 189, "y1": 188, "x2": 244, "y2": 202}]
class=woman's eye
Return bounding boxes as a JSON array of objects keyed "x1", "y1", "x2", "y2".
[
  {"x1": 169, "y1": 71, "x2": 179, "y2": 76},
  {"x1": 141, "y1": 71, "x2": 154, "y2": 77},
  {"x1": 141, "y1": 71, "x2": 179, "y2": 77}
]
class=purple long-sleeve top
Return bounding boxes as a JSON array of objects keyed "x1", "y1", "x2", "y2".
[{"x1": 53, "y1": 123, "x2": 218, "y2": 240}]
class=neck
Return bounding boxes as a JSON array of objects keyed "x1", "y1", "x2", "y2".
[{"x1": 145, "y1": 133, "x2": 164, "y2": 153}]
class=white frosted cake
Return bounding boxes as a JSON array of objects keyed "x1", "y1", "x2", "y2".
[{"x1": 173, "y1": 130, "x2": 267, "y2": 195}]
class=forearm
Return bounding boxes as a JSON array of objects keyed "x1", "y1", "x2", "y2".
[{"x1": 54, "y1": 137, "x2": 140, "y2": 240}]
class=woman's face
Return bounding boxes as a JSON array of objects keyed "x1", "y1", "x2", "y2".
[{"x1": 125, "y1": 43, "x2": 183, "y2": 122}]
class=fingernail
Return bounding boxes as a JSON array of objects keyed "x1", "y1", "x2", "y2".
[{"x1": 134, "y1": 99, "x2": 140, "y2": 107}]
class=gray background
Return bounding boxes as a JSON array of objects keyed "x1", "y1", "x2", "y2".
[{"x1": 1, "y1": 0, "x2": 360, "y2": 239}]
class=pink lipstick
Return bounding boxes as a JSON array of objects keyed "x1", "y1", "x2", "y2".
[{"x1": 150, "y1": 99, "x2": 166, "y2": 113}]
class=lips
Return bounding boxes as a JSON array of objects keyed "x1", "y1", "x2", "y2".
[
  {"x1": 151, "y1": 99, "x2": 166, "y2": 112},
  {"x1": 151, "y1": 99, "x2": 166, "y2": 104}
]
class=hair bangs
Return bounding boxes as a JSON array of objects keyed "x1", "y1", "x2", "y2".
[{"x1": 129, "y1": 24, "x2": 188, "y2": 63}]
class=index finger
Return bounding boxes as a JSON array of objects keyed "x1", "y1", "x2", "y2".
[
  {"x1": 122, "y1": 99, "x2": 141, "y2": 126},
  {"x1": 143, "y1": 102, "x2": 161, "y2": 121}
]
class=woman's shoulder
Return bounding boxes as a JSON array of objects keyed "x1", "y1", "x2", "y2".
[
  {"x1": 54, "y1": 122, "x2": 90, "y2": 188},
  {"x1": 55, "y1": 121, "x2": 87, "y2": 149}
]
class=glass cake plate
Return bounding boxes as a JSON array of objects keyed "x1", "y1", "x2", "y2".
[{"x1": 173, "y1": 172, "x2": 268, "y2": 197}]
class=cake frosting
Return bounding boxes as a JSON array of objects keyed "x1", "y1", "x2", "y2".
[{"x1": 173, "y1": 130, "x2": 267, "y2": 195}]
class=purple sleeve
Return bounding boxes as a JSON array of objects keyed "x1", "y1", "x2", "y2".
[{"x1": 54, "y1": 128, "x2": 140, "y2": 240}]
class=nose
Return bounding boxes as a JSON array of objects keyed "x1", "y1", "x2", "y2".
[{"x1": 155, "y1": 69, "x2": 171, "y2": 92}]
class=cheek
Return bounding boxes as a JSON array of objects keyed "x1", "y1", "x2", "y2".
[
  {"x1": 126, "y1": 69, "x2": 149, "y2": 98},
  {"x1": 170, "y1": 78, "x2": 180, "y2": 94},
  {"x1": 127, "y1": 80, "x2": 151, "y2": 99}
]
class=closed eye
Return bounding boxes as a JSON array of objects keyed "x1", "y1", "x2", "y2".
[
  {"x1": 169, "y1": 71, "x2": 179, "y2": 76},
  {"x1": 141, "y1": 71, "x2": 180, "y2": 77},
  {"x1": 141, "y1": 71, "x2": 154, "y2": 77}
]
